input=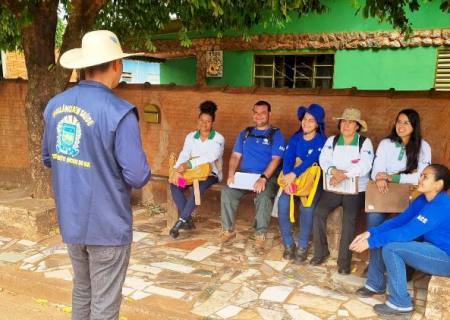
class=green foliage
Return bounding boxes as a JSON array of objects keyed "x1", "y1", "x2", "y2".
[
  {"x1": 55, "y1": 19, "x2": 65, "y2": 49},
  {"x1": 0, "y1": 0, "x2": 449, "y2": 52},
  {"x1": 440, "y1": 0, "x2": 450, "y2": 11},
  {"x1": 94, "y1": 0, "x2": 327, "y2": 50},
  {"x1": 0, "y1": 3, "x2": 65, "y2": 51},
  {"x1": 359, "y1": 0, "x2": 449, "y2": 35},
  {"x1": 0, "y1": 6, "x2": 23, "y2": 51}
]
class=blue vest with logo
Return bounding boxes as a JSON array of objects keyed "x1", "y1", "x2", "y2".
[{"x1": 43, "y1": 80, "x2": 137, "y2": 245}]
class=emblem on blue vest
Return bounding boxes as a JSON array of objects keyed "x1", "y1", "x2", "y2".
[{"x1": 56, "y1": 115, "x2": 82, "y2": 157}]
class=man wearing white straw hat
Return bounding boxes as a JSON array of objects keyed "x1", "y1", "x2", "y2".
[{"x1": 42, "y1": 30, "x2": 151, "y2": 319}]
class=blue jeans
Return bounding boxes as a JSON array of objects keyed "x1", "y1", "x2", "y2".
[
  {"x1": 365, "y1": 241, "x2": 450, "y2": 310},
  {"x1": 278, "y1": 190, "x2": 320, "y2": 249},
  {"x1": 366, "y1": 212, "x2": 387, "y2": 283},
  {"x1": 367, "y1": 212, "x2": 387, "y2": 229},
  {"x1": 170, "y1": 176, "x2": 218, "y2": 220}
]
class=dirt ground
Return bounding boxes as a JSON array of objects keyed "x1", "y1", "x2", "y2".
[{"x1": 0, "y1": 289, "x2": 70, "y2": 320}]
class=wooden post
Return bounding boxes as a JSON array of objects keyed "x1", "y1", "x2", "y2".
[
  {"x1": 193, "y1": 179, "x2": 201, "y2": 205},
  {"x1": 163, "y1": 154, "x2": 179, "y2": 235}
]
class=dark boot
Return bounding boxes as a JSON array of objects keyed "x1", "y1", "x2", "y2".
[
  {"x1": 310, "y1": 252, "x2": 330, "y2": 266},
  {"x1": 179, "y1": 216, "x2": 196, "y2": 230},
  {"x1": 169, "y1": 218, "x2": 186, "y2": 239},
  {"x1": 283, "y1": 244, "x2": 296, "y2": 260},
  {"x1": 294, "y1": 247, "x2": 308, "y2": 264}
]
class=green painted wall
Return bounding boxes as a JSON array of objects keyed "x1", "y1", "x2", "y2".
[
  {"x1": 160, "y1": 47, "x2": 439, "y2": 90},
  {"x1": 207, "y1": 51, "x2": 254, "y2": 86},
  {"x1": 160, "y1": 57, "x2": 196, "y2": 85},
  {"x1": 153, "y1": 0, "x2": 449, "y2": 40},
  {"x1": 158, "y1": 1, "x2": 447, "y2": 89},
  {"x1": 333, "y1": 47, "x2": 437, "y2": 90},
  {"x1": 253, "y1": 1, "x2": 449, "y2": 34}
]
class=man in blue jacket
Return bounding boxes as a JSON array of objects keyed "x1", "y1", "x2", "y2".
[{"x1": 42, "y1": 30, "x2": 151, "y2": 320}]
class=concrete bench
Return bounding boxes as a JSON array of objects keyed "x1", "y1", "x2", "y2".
[
  {"x1": 162, "y1": 175, "x2": 351, "y2": 256},
  {"x1": 163, "y1": 178, "x2": 226, "y2": 232},
  {"x1": 424, "y1": 276, "x2": 450, "y2": 318}
]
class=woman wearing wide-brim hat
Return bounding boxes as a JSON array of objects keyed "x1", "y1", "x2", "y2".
[{"x1": 310, "y1": 107, "x2": 374, "y2": 275}]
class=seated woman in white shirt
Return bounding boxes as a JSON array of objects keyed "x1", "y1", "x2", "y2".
[
  {"x1": 367, "y1": 109, "x2": 431, "y2": 278},
  {"x1": 169, "y1": 101, "x2": 225, "y2": 239},
  {"x1": 310, "y1": 107, "x2": 374, "y2": 275},
  {"x1": 369, "y1": 108, "x2": 431, "y2": 230}
]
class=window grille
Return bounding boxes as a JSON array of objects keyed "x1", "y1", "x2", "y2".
[{"x1": 254, "y1": 54, "x2": 334, "y2": 88}]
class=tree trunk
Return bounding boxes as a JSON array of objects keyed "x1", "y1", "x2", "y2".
[
  {"x1": 19, "y1": 1, "x2": 60, "y2": 198},
  {"x1": 12, "y1": 0, "x2": 107, "y2": 198},
  {"x1": 196, "y1": 50, "x2": 207, "y2": 86}
]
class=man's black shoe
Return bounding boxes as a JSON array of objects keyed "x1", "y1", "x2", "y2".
[
  {"x1": 294, "y1": 248, "x2": 308, "y2": 264},
  {"x1": 373, "y1": 303, "x2": 412, "y2": 319},
  {"x1": 355, "y1": 286, "x2": 385, "y2": 298},
  {"x1": 283, "y1": 244, "x2": 296, "y2": 260},
  {"x1": 179, "y1": 216, "x2": 196, "y2": 230},
  {"x1": 169, "y1": 218, "x2": 186, "y2": 239},
  {"x1": 309, "y1": 253, "x2": 330, "y2": 266}
]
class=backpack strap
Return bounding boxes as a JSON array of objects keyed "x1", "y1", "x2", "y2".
[
  {"x1": 266, "y1": 127, "x2": 279, "y2": 144},
  {"x1": 243, "y1": 126, "x2": 279, "y2": 145},
  {"x1": 243, "y1": 127, "x2": 253, "y2": 142},
  {"x1": 332, "y1": 134, "x2": 366, "y2": 153},
  {"x1": 332, "y1": 135, "x2": 339, "y2": 150},
  {"x1": 358, "y1": 135, "x2": 367, "y2": 152}
]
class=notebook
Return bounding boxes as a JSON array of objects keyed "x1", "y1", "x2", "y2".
[
  {"x1": 228, "y1": 172, "x2": 260, "y2": 190},
  {"x1": 323, "y1": 173, "x2": 358, "y2": 194}
]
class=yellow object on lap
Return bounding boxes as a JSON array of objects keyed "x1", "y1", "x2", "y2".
[{"x1": 277, "y1": 163, "x2": 321, "y2": 223}]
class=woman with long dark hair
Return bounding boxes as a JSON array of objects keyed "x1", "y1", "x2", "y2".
[
  {"x1": 169, "y1": 101, "x2": 225, "y2": 238},
  {"x1": 351, "y1": 164, "x2": 450, "y2": 317},
  {"x1": 366, "y1": 109, "x2": 431, "y2": 277}
]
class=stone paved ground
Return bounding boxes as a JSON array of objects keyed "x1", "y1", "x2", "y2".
[{"x1": 0, "y1": 208, "x2": 427, "y2": 320}]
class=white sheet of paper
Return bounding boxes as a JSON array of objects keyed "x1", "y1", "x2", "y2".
[
  {"x1": 229, "y1": 172, "x2": 260, "y2": 190},
  {"x1": 323, "y1": 173, "x2": 358, "y2": 194}
]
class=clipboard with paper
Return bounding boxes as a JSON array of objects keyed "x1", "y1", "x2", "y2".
[{"x1": 323, "y1": 173, "x2": 358, "y2": 194}]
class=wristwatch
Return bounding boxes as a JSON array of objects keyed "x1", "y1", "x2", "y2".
[{"x1": 260, "y1": 174, "x2": 268, "y2": 180}]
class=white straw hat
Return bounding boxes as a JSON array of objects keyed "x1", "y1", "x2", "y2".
[{"x1": 60, "y1": 30, "x2": 143, "y2": 69}]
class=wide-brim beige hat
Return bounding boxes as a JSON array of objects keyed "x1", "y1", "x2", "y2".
[
  {"x1": 334, "y1": 107, "x2": 368, "y2": 132},
  {"x1": 60, "y1": 30, "x2": 143, "y2": 69}
]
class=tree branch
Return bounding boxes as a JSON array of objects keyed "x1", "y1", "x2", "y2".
[{"x1": 54, "y1": 0, "x2": 108, "y2": 90}]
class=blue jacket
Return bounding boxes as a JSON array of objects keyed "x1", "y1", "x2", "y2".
[
  {"x1": 42, "y1": 80, "x2": 151, "y2": 245},
  {"x1": 282, "y1": 131, "x2": 326, "y2": 176},
  {"x1": 368, "y1": 192, "x2": 450, "y2": 256}
]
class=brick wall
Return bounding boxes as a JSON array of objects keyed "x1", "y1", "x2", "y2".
[
  {"x1": 2, "y1": 51, "x2": 76, "y2": 81},
  {"x1": 121, "y1": 86, "x2": 450, "y2": 177},
  {"x1": 0, "y1": 80, "x2": 29, "y2": 188},
  {"x1": 3, "y1": 51, "x2": 28, "y2": 79},
  {"x1": 1, "y1": 81, "x2": 449, "y2": 193}
]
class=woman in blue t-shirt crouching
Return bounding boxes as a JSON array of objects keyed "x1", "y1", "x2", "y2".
[{"x1": 350, "y1": 163, "x2": 450, "y2": 318}]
